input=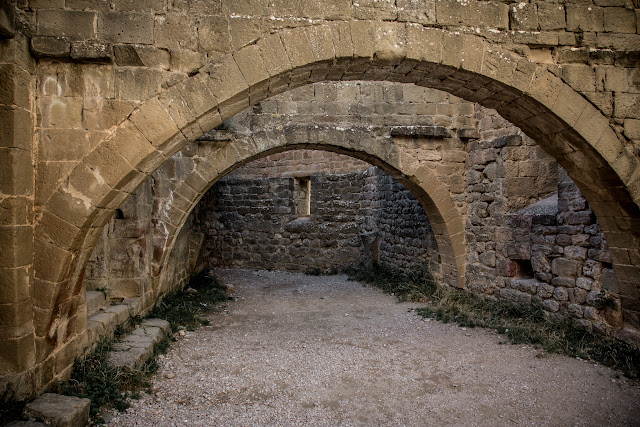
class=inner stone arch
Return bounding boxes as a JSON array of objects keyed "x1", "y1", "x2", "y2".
[{"x1": 194, "y1": 148, "x2": 443, "y2": 279}]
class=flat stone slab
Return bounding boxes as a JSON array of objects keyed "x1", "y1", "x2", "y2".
[
  {"x1": 140, "y1": 318, "x2": 170, "y2": 333},
  {"x1": 108, "y1": 318, "x2": 170, "y2": 369},
  {"x1": 22, "y1": 393, "x2": 90, "y2": 427},
  {"x1": 86, "y1": 291, "x2": 106, "y2": 316}
]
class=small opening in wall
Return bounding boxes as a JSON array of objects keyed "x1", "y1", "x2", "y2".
[
  {"x1": 514, "y1": 259, "x2": 534, "y2": 279},
  {"x1": 294, "y1": 177, "x2": 311, "y2": 216},
  {"x1": 115, "y1": 209, "x2": 124, "y2": 219}
]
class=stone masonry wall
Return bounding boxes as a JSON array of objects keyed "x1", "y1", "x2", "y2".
[
  {"x1": 195, "y1": 155, "x2": 441, "y2": 276},
  {"x1": 85, "y1": 152, "x2": 204, "y2": 304},
  {"x1": 360, "y1": 167, "x2": 441, "y2": 279},
  {"x1": 195, "y1": 172, "x2": 367, "y2": 273},
  {"x1": 465, "y1": 118, "x2": 620, "y2": 333}
]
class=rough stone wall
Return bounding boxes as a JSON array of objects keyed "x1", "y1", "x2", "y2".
[
  {"x1": 464, "y1": 122, "x2": 619, "y2": 332},
  {"x1": 360, "y1": 167, "x2": 441, "y2": 278},
  {"x1": 195, "y1": 172, "x2": 367, "y2": 273},
  {"x1": 496, "y1": 169, "x2": 621, "y2": 332},
  {"x1": 195, "y1": 154, "x2": 440, "y2": 276}
]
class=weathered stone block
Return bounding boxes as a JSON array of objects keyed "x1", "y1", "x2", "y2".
[
  {"x1": 623, "y1": 119, "x2": 640, "y2": 140},
  {"x1": 542, "y1": 298, "x2": 560, "y2": 312},
  {"x1": 154, "y1": 13, "x2": 198, "y2": 50},
  {"x1": 70, "y1": 40, "x2": 113, "y2": 62},
  {"x1": 436, "y1": 0, "x2": 509, "y2": 29},
  {"x1": 553, "y1": 286, "x2": 569, "y2": 301},
  {"x1": 0, "y1": 148, "x2": 33, "y2": 196},
  {"x1": 561, "y1": 64, "x2": 596, "y2": 93},
  {"x1": 229, "y1": 16, "x2": 262, "y2": 50},
  {"x1": 537, "y1": 4, "x2": 565, "y2": 31},
  {"x1": 509, "y1": 3, "x2": 538, "y2": 31},
  {"x1": 37, "y1": 10, "x2": 96, "y2": 40},
  {"x1": 130, "y1": 98, "x2": 180, "y2": 149},
  {"x1": 603, "y1": 7, "x2": 637, "y2": 34},
  {"x1": 556, "y1": 47, "x2": 588, "y2": 64},
  {"x1": 551, "y1": 257, "x2": 579, "y2": 278},
  {"x1": 23, "y1": 393, "x2": 90, "y2": 427},
  {"x1": 30, "y1": 36, "x2": 70, "y2": 58},
  {"x1": 115, "y1": 68, "x2": 164, "y2": 101},
  {"x1": 566, "y1": 5, "x2": 604, "y2": 32},
  {"x1": 100, "y1": 12, "x2": 154, "y2": 44},
  {"x1": 551, "y1": 277, "x2": 575, "y2": 288},
  {"x1": 197, "y1": 15, "x2": 230, "y2": 54},
  {"x1": 0, "y1": 107, "x2": 31, "y2": 151}
]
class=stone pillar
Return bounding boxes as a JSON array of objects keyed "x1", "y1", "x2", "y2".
[{"x1": 0, "y1": 6, "x2": 37, "y2": 399}]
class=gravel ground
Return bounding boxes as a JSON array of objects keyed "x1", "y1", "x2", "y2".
[{"x1": 108, "y1": 269, "x2": 640, "y2": 426}]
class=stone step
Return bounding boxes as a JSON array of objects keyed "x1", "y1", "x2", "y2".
[
  {"x1": 86, "y1": 297, "x2": 143, "y2": 346},
  {"x1": 108, "y1": 318, "x2": 171, "y2": 369},
  {"x1": 86, "y1": 290, "x2": 106, "y2": 316},
  {"x1": 22, "y1": 393, "x2": 90, "y2": 427}
]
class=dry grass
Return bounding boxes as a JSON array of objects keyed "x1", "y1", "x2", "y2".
[{"x1": 349, "y1": 265, "x2": 640, "y2": 378}]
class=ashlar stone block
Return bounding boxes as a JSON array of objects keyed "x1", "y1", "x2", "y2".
[
  {"x1": 129, "y1": 97, "x2": 181, "y2": 150},
  {"x1": 23, "y1": 393, "x2": 90, "y2": 427},
  {"x1": 100, "y1": 12, "x2": 154, "y2": 45}
]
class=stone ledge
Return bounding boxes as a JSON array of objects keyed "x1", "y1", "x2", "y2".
[
  {"x1": 22, "y1": 393, "x2": 90, "y2": 427},
  {"x1": 389, "y1": 125, "x2": 450, "y2": 138},
  {"x1": 85, "y1": 291, "x2": 106, "y2": 317},
  {"x1": 107, "y1": 318, "x2": 170, "y2": 369}
]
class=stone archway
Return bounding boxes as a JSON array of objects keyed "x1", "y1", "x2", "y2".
[
  {"x1": 28, "y1": 22, "x2": 640, "y2": 393},
  {"x1": 149, "y1": 129, "x2": 466, "y2": 306}
]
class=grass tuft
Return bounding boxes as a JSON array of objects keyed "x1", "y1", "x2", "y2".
[
  {"x1": 149, "y1": 270, "x2": 232, "y2": 332},
  {"x1": 60, "y1": 338, "x2": 158, "y2": 423},
  {"x1": 349, "y1": 265, "x2": 640, "y2": 378},
  {"x1": 59, "y1": 270, "x2": 230, "y2": 424}
]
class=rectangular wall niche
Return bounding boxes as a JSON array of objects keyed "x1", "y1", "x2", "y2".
[{"x1": 294, "y1": 177, "x2": 311, "y2": 216}]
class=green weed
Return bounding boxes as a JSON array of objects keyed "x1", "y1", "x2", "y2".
[
  {"x1": 149, "y1": 270, "x2": 232, "y2": 332},
  {"x1": 349, "y1": 265, "x2": 640, "y2": 378},
  {"x1": 59, "y1": 270, "x2": 230, "y2": 424}
]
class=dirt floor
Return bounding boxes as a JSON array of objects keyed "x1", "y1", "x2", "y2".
[{"x1": 108, "y1": 269, "x2": 640, "y2": 426}]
